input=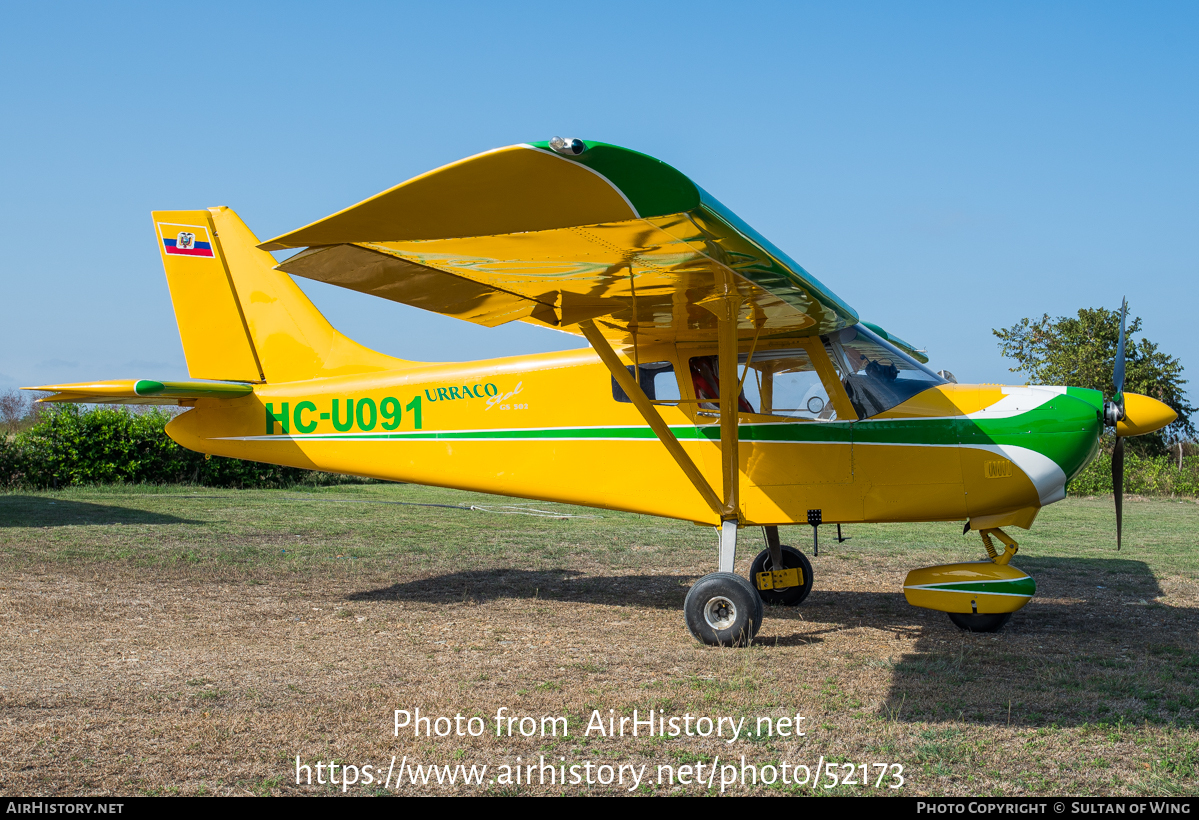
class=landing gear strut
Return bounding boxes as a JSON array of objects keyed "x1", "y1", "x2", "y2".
[
  {"x1": 903, "y1": 526, "x2": 1035, "y2": 633},
  {"x1": 945, "y1": 529, "x2": 1022, "y2": 633},
  {"x1": 686, "y1": 521, "x2": 764, "y2": 646}
]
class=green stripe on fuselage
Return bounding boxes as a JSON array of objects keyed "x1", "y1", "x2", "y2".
[{"x1": 250, "y1": 388, "x2": 1103, "y2": 480}]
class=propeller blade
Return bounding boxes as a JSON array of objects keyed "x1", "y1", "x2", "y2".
[
  {"x1": 1113, "y1": 297, "x2": 1127, "y2": 403},
  {"x1": 1113, "y1": 435, "x2": 1124, "y2": 550}
]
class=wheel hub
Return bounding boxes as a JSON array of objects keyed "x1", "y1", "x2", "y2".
[{"x1": 703, "y1": 596, "x2": 738, "y2": 630}]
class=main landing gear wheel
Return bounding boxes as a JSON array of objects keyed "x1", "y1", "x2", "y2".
[
  {"x1": 749, "y1": 545, "x2": 814, "y2": 607},
  {"x1": 684, "y1": 573, "x2": 763, "y2": 646},
  {"x1": 947, "y1": 612, "x2": 1012, "y2": 633}
]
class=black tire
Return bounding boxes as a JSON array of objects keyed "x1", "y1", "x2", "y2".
[
  {"x1": 749, "y1": 545, "x2": 814, "y2": 606},
  {"x1": 947, "y1": 612, "x2": 1012, "y2": 633},
  {"x1": 684, "y1": 573, "x2": 764, "y2": 646}
]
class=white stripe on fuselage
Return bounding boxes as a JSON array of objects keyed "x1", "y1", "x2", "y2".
[
  {"x1": 851, "y1": 440, "x2": 1068, "y2": 506},
  {"x1": 960, "y1": 385, "x2": 1067, "y2": 420},
  {"x1": 967, "y1": 443, "x2": 1067, "y2": 505}
]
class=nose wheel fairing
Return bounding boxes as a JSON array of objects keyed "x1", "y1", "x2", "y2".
[
  {"x1": 903, "y1": 528, "x2": 1035, "y2": 629},
  {"x1": 903, "y1": 562, "x2": 1035, "y2": 615}
]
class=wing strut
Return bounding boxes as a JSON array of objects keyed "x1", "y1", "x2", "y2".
[
  {"x1": 579, "y1": 320, "x2": 723, "y2": 520},
  {"x1": 711, "y1": 295, "x2": 745, "y2": 573},
  {"x1": 709, "y1": 295, "x2": 743, "y2": 523}
]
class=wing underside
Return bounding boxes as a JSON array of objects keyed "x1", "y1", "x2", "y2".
[{"x1": 264, "y1": 142, "x2": 860, "y2": 346}]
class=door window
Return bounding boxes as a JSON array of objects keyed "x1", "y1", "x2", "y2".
[{"x1": 611, "y1": 361, "x2": 681, "y2": 403}]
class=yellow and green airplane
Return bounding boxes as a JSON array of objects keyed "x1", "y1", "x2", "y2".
[{"x1": 30, "y1": 138, "x2": 1176, "y2": 645}]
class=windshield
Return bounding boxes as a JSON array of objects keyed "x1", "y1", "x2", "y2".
[{"x1": 826, "y1": 324, "x2": 945, "y2": 418}]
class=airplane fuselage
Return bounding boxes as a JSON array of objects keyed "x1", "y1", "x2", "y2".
[{"x1": 166, "y1": 345, "x2": 1104, "y2": 530}]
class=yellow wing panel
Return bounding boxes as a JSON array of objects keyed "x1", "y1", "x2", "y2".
[
  {"x1": 278, "y1": 243, "x2": 539, "y2": 329},
  {"x1": 259, "y1": 145, "x2": 637, "y2": 250},
  {"x1": 265, "y1": 141, "x2": 859, "y2": 345}
]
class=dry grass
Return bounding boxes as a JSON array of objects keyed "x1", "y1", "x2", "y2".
[{"x1": 0, "y1": 487, "x2": 1197, "y2": 796}]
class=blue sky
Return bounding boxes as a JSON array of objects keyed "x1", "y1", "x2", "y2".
[{"x1": 2, "y1": 2, "x2": 1196, "y2": 411}]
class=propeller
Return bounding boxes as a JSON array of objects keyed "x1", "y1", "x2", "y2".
[
  {"x1": 1113, "y1": 433, "x2": 1124, "y2": 549},
  {"x1": 1102, "y1": 298, "x2": 1129, "y2": 550}
]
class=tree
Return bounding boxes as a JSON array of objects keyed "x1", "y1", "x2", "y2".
[{"x1": 993, "y1": 306, "x2": 1196, "y2": 455}]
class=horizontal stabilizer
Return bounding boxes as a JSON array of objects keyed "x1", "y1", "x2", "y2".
[{"x1": 25, "y1": 379, "x2": 254, "y2": 406}]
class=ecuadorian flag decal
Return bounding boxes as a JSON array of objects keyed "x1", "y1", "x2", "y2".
[{"x1": 158, "y1": 222, "x2": 215, "y2": 258}]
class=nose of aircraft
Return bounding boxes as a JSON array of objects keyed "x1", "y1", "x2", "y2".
[{"x1": 1116, "y1": 392, "x2": 1177, "y2": 437}]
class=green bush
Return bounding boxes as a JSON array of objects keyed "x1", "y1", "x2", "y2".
[
  {"x1": 1069, "y1": 452, "x2": 1199, "y2": 497},
  {"x1": 0, "y1": 405, "x2": 347, "y2": 490}
]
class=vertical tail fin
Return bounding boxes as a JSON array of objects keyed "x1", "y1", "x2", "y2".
[
  {"x1": 154, "y1": 208, "x2": 413, "y2": 383},
  {"x1": 154, "y1": 210, "x2": 263, "y2": 382}
]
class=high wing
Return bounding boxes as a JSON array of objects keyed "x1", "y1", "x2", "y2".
[
  {"x1": 26, "y1": 379, "x2": 254, "y2": 405},
  {"x1": 261, "y1": 141, "x2": 859, "y2": 345}
]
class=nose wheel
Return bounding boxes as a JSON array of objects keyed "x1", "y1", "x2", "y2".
[
  {"x1": 947, "y1": 612, "x2": 1012, "y2": 632},
  {"x1": 749, "y1": 545, "x2": 814, "y2": 606}
]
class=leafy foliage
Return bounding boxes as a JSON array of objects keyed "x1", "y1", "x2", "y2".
[
  {"x1": 1, "y1": 404, "x2": 341, "y2": 489},
  {"x1": 994, "y1": 306, "x2": 1196, "y2": 454},
  {"x1": 1069, "y1": 453, "x2": 1199, "y2": 497}
]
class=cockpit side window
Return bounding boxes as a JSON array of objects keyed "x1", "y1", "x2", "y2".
[
  {"x1": 611, "y1": 361, "x2": 682, "y2": 403},
  {"x1": 689, "y1": 356, "x2": 756, "y2": 413},
  {"x1": 742, "y1": 348, "x2": 840, "y2": 420},
  {"x1": 691, "y1": 349, "x2": 842, "y2": 421},
  {"x1": 683, "y1": 327, "x2": 942, "y2": 421}
]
